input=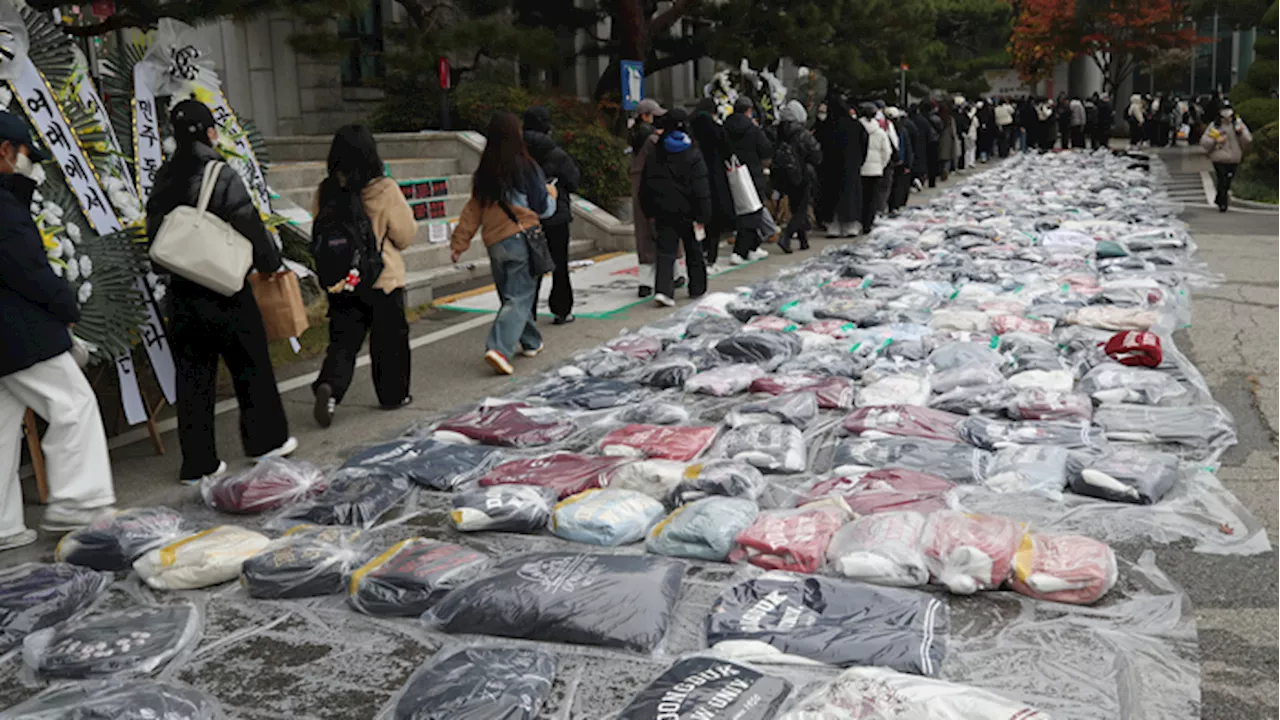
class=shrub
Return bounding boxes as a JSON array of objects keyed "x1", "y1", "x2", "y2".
[
  {"x1": 1236, "y1": 98, "x2": 1279, "y2": 130},
  {"x1": 1236, "y1": 121, "x2": 1278, "y2": 204},
  {"x1": 556, "y1": 122, "x2": 631, "y2": 206},
  {"x1": 1245, "y1": 59, "x2": 1279, "y2": 94}
]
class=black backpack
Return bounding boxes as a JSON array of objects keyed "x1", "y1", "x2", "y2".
[
  {"x1": 772, "y1": 137, "x2": 804, "y2": 190},
  {"x1": 311, "y1": 187, "x2": 384, "y2": 294}
]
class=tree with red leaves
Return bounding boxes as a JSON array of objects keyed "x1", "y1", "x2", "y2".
[{"x1": 1011, "y1": 0, "x2": 1202, "y2": 94}]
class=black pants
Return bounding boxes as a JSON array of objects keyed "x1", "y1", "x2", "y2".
[
  {"x1": 860, "y1": 175, "x2": 880, "y2": 233},
  {"x1": 315, "y1": 288, "x2": 410, "y2": 408},
  {"x1": 733, "y1": 225, "x2": 760, "y2": 259},
  {"x1": 533, "y1": 222, "x2": 573, "y2": 318},
  {"x1": 1069, "y1": 127, "x2": 1086, "y2": 148},
  {"x1": 703, "y1": 220, "x2": 728, "y2": 265},
  {"x1": 1213, "y1": 162, "x2": 1238, "y2": 209},
  {"x1": 926, "y1": 143, "x2": 939, "y2": 187},
  {"x1": 655, "y1": 220, "x2": 707, "y2": 298},
  {"x1": 889, "y1": 165, "x2": 912, "y2": 211},
  {"x1": 780, "y1": 185, "x2": 811, "y2": 249},
  {"x1": 169, "y1": 285, "x2": 289, "y2": 479}
]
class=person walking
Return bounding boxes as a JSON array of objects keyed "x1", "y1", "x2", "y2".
[
  {"x1": 724, "y1": 96, "x2": 774, "y2": 264},
  {"x1": 831, "y1": 96, "x2": 867, "y2": 237},
  {"x1": 630, "y1": 98, "x2": 663, "y2": 298},
  {"x1": 0, "y1": 111, "x2": 116, "y2": 549},
  {"x1": 812, "y1": 99, "x2": 841, "y2": 232},
  {"x1": 639, "y1": 108, "x2": 710, "y2": 306},
  {"x1": 923, "y1": 102, "x2": 943, "y2": 187},
  {"x1": 1036, "y1": 98, "x2": 1056, "y2": 151},
  {"x1": 937, "y1": 103, "x2": 958, "y2": 181},
  {"x1": 1095, "y1": 94, "x2": 1114, "y2": 150},
  {"x1": 962, "y1": 103, "x2": 979, "y2": 167},
  {"x1": 774, "y1": 100, "x2": 823, "y2": 253},
  {"x1": 309, "y1": 125, "x2": 416, "y2": 428},
  {"x1": 887, "y1": 107, "x2": 914, "y2": 212},
  {"x1": 1055, "y1": 93, "x2": 1072, "y2": 150},
  {"x1": 857, "y1": 103, "x2": 892, "y2": 235},
  {"x1": 994, "y1": 97, "x2": 1015, "y2": 157},
  {"x1": 1017, "y1": 97, "x2": 1038, "y2": 152},
  {"x1": 690, "y1": 98, "x2": 735, "y2": 267},
  {"x1": 1127, "y1": 94, "x2": 1146, "y2": 148},
  {"x1": 523, "y1": 107, "x2": 581, "y2": 326},
  {"x1": 450, "y1": 112, "x2": 556, "y2": 375},
  {"x1": 976, "y1": 100, "x2": 997, "y2": 162},
  {"x1": 1200, "y1": 103, "x2": 1253, "y2": 212},
  {"x1": 1068, "y1": 97, "x2": 1087, "y2": 149},
  {"x1": 146, "y1": 100, "x2": 295, "y2": 483}
]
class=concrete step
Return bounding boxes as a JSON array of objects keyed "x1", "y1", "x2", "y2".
[
  {"x1": 266, "y1": 158, "x2": 461, "y2": 192},
  {"x1": 403, "y1": 237, "x2": 595, "y2": 309}
]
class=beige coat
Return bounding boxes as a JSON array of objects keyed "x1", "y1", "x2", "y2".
[
  {"x1": 1200, "y1": 120, "x2": 1253, "y2": 165},
  {"x1": 630, "y1": 132, "x2": 659, "y2": 264},
  {"x1": 311, "y1": 177, "x2": 417, "y2": 293}
]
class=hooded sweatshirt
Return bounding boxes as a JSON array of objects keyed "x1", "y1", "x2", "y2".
[
  {"x1": 1128, "y1": 95, "x2": 1145, "y2": 124},
  {"x1": 859, "y1": 117, "x2": 893, "y2": 177}
]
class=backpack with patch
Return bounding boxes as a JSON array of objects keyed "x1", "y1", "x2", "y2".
[
  {"x1": 772, "y1": 137, "x2": 804, "y2": 190},
  {"x1": 311, "y1": 187, "x2": 384, "y2": 294}
]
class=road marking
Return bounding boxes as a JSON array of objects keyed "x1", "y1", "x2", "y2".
[{"x1": 106, "y1": 314, "x2": 492, "y2": 451}]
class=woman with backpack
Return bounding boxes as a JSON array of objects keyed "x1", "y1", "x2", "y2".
[
  {"x1": 450, "y1": 112, "x2": 557, "y2": 375},
  {"x1": 774, "y1": 100, "x2": 823, "y2": 253},
  {"x1": 145, "y1": 100, "x2": 295, "y2": 483},
  {"x1": 309, "y1": 125, "x2": 416, "y2": 427}
]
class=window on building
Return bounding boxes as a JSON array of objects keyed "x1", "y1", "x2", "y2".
[{"x1": 339, "y1": 2, "x2": 384, "y2": 87}]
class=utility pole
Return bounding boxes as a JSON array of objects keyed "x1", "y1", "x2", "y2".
[
  {"x1": 1190, "y1": 21, "x2": 1197, "y2": 96},
  {"x1": 1210, "y1": 8, "x2": 1220, "y2": 91},
  {"x1": 899, "y1": 63, "x2": 908, "y2": 107}
]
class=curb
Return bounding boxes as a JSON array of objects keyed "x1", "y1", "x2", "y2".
[{"x1": 1228, "y1": 194, "x2": 1279, "y2": 211}]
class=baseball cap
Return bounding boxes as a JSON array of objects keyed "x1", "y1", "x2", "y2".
[
  {"x1": 636, "y1": 98, "x2": 666, "y2": 117},
  {"x1": 733, "y1": 96, "x2": 754, "y2": 114},
  {"x1": 0, "y1": 111, "x2": 48, "y2": 161}
]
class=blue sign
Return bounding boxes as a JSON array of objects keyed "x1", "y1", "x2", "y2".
[{"x1": 621, "y1": 60, "x2": 644, "y2": 111}]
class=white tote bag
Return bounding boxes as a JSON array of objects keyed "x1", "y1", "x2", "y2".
[
  {"x1": 149, "y1": 161, "x2": 254, "y2": 296},
  {"x1": 726, "y1": 156, "x2": 763, "y2": 216}
]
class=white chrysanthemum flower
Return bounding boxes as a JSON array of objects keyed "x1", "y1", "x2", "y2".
[
  {"x1": 28, "y1": 164, "x2": 45, "y2": 185},
  {"x1": 65, "y1": 258, "x2": 79, "y2": 282},
  {"x1": 163, "y1": 137, "x2": 176, "y2": 155},
  {"x1": 145, "y1": 270, "x2": 159, "y2": 287},
  {"x1": 29, "y1": 202, "x2": 39, "y2": 215},
  {"x1": 62, "y1": 237, "x2": 75, "y2": 259},
  {"x1": 0, "y1": 86, "x2": 12, "y2": 109},
  {"x1": 32, "y1": 190, "x2": 41, "y2": 203},
  {"x1": 152, "y1": 282, "x2": 166, "y2": 302},
  {"x1": 47, "y1": 238, "x2": 63, "y2": 258},
  {"x1": 66, "y1": 223, "x2": 81, "y2": 242},
  {"x1": 79, "y1": 255, "x2": 92, "y2": 278},
  {"x1": 77, "y1": 281, "x2": 92, "y2": 304},
  {"x1": 50, "y1": 262, "x2": 63, "y2": 277},
  {"x1": 43, "y1": 203, "x2": 63, "y2": 222}
]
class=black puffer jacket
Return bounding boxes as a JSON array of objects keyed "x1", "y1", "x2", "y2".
[
  {"x1": 0, "y1": 173, "x2": 78, "y2": 376},
  {"x1": 777, "y1": 121, "x2": 823, "y2": 187},
  {"x1": 690, "y1": 109, "x2": 735, "y2": 228},
  {"x1": 723, "y1": 112, "x2": 773, "y2": 194},
  {"x1": 639, "y1": 132, "x2": 711, "y2": 223},
  {"x1": 145, "y1": 141, "x2": 281, "y2": 297},
  {"x1": 523, "y1": 130, "x2": 580, "y2": 226}
]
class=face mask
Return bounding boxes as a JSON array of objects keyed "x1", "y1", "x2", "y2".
[
  {"x1": 1220, "y1": 110, "x2": 1232, "y2": 119},
  {"x1": 13, "y1": 152, "x2": 33, "y2": 178},
  {"x1": 817, "y1": 112, "x2": 828, "y2": 121}
]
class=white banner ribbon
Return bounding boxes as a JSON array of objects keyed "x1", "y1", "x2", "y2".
[{"x1": 115, "y1": 353, "x2": 146, "y2": 425}]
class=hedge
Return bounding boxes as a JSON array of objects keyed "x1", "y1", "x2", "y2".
[{"x1": 1236, "y1": 98, "x2": 1279, "y2": 130}]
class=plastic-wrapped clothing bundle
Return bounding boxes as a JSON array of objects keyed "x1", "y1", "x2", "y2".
[
  {"x1": 932, "y1": 364, "x2": 1006, "y2": 394},
  {"x1": 479, "y1": 452, "x2": 631, "y2": 499},
  {"x1": 646, "y1": 497, "x2": 759, "y2": 561},
  {"x1": 716, "y1": 331, "x2": 803, "y2": 369},
  {"x1": 1065, "y1": 446, "x2": 1180, "y2": 504},
  {"x1": 617, "y1": 400, "x2": 692, "y2": 426},
  {"x1": 803, "y1": 469, "x2": 955, "y2": 515},
  {"x1": 751, "y1": 374, "x2": 856, "y2": 409},
  {"x1": 706, "y1": 573, "x2": 947, "y2": 675},
  {"x1": 340, "y1": 438, "x2": 503, "y2": 490},
  {"x1": 1103, "y1": 330, "x2": 1163, "y2": 367},
  {"x1": 1007, "y1": 390, "x2": 1094, "y2": 422},
  {"x1": 803, "y1": 319, "x2": 860, "y2": 338},
  {"x1": 638, "y1": 357, "x2": 702, "y2": 389},
  {"x1": 776, "y1": 350, "x2": 864, "y2": 378},
  {"x1": 958, "y1": 417, "x2": 1104, "y2": 451},
  {"x1": 930, "y1": 381, "x2": 1016, "y2": 416},
  {"x1": 1040, "y1": 228, "x2": 1096, "y2": 256},
  {"x1": 832, "y1": 437, "x2": 992, "y2": 485},
  {"x1": 1066, "y1": 306, "x2": 1159, "y2": 331},
  {"x1": 0, "y1": 564, "x2": 111, "y2": 653},
  {"x1": 566, "y1": 349, "x2": 641, "y2": 379},
  {"x1": 616, "y1": 656, "x2": 792, "y2": 720},
  {"x1": 348, "y1": 539, "x2": 489, "y2": 617},
  {"x1": 843, "y1": 405, "x2": 966, "y2": 443},
  {"x1": 275, "y1": 470, "x2": 411, "y2": 528},
  {"x1": 780, "y1": 666, "x2": 1050, "y2": 720},
  {"x1": 920, "y1": 511, "x2": 1026, "y2": 594},
  {"x1": 600, "y1": 424, "x2": 719, "y2": 462},
  {"x1": 390, "y1": 646, "x2": 556, "y2": 720},
  {"x1": 1092, "y1": 404, "x2": 1235, "y2": 459},
  {"x1": 826, "y1": 512, "x2": 930, "y2": 587},
  {"x1": 240, "y1": 526, "x2": 364, "y2": 599},
  {"x1": 685, "y1": 311, "x2": 743, "y2": 338},
  {"x1": 435, "y1": 402, "x2": 576, "y2": 447},
  {"x1": 423, "y1": 552, "x2": 683, "y2": 653},
  {"x1": 22, "y1": 604, "x2": 201, "y2": 679},
  {"x1": 812, "y1": 298, "x2": 884, "y2": 325},
  {"x1": 450, "y1": 485, "x2": 557, "y2": 532},
  {"x1": 856, "y1": 374, "x2": 932, "y2": 407},
  {"x1": 718, "y1": 424, "x2": 807, "y2": 473},
  {"x1": 1007, "y1": 369, "x2": 1075, "y2": 393},
  {"x1": 983, "y1": 445, "x2": 1071, "y2": 496},
  {"x1": 200, "y1": 459, "x2": 327, "y2": 514},
  {"x1": 524, "y1": 376, "x2": 646, "y2": 410},
  {"x1": 990, "y1": 314, "x2": 1054, "y2": 336},
  {"x1": 54, "y1": 506, "x2": 190, "y2": 571},
  {"x1": 668, "y1": 460, "x2": 768, "y2": 506},
  {"x1": 1077, "y1": 363, "x2": 1190, "y2": 405},
  {"x1": 605, "y1": 333, "x2": 664, "y2": 360},
  {"x1": 728, "y1": 500, "x2": 853, "y2": 573},
  {"x1": 0, "y1": 681, "x2": 223, "y2": 720},
  {"x1": 725, "y1": 392, "x2": 819, "y2": 429},
  {"x1": 930, "y1": 309, "x2": 992, "y2": 333},
  {"x1": 1008, "y1": 533, "x2": 1117, "y2": 605},
  {"x1": 551, "y1": 489, "x2": 666, "y2": 546},
  {"x1": 744, "y1": 314, "x2": 796, "y2": 332},
  {"x1": 607, "y1": 459, "x2": 688, "y2": 499},
  {"x1": 686, "y1": 364, "x2": 768, "y2": 396},
  {"x1": 133, "y1": 526, "x2": 270, "y2": 590}
]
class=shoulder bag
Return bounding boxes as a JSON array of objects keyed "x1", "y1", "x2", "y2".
[
  {"x1": 149, "y1": 161, "x2": 254, "y2": 296},
  {"x1": 497, "y1": 199, "x2": 555, "y2": 277}
]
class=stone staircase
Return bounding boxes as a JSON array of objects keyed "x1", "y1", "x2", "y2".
[{"x1": 265, "y1": 132, "x2": 635, "y2": 308}]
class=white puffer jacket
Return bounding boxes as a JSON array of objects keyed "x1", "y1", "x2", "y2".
[{"x1": 860, "y1": 117, "x2": 893, "y2": 177}]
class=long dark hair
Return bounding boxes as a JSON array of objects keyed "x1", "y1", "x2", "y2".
[
  {"x1": 318, "y1": 124, "x2": 384, "y2": 218},
  {"x1": 473, "y1": 112, "x2": 534, "y2": 207}
]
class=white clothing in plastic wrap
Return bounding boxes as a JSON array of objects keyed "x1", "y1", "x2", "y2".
[
  {"x1": 607, "y1": 459, "x2": 689, "y2": 499},
  {"x1": 552, "y1": 488, "x2": 667, "y2": 545},
  {"x1": 826, "y1": 511, "x2": 930, "y2": 587},
  {"x1": 1006, "y1": 369, "x2": 1075, "y2": 393},
  {"x1": 931, "y1": 309, "x2": 992, "y2": 333},
  {"x1": 932, "y1": 364, "x2": 1006, "y2": 394},
  {"x1": 920, "y1": 511, "x2": 1026, "y2": 594},
  {"x1": 718, "y1": 424, "x2": 807, "y2": 473},
  {"x1": 1008, "y1": 532, "x2": 1117, "y2": 604},
  {"x1": 780, "y1": 667, "x2": 1050, "y2": 719},
  {"x1": 1077, "y1": 363, "x2": 1190, "y2": 405},
  {"x1": 856, "y1": 373, "x2": 932, "y2": 408},
  {"x1": 134, "y1": 526, "x2": 270, "y2": 590},
  {"x1": 686, "y1": 363, "x2": 768, "y2": 396},
  {"x1": 1066, "y1": 306, "x2": 1160, "y2": 331},
  {"x1": 646, "y1": 496, "x2": 759, "y2": 561}
]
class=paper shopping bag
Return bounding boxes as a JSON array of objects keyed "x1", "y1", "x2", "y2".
[{"x1": 250, "y1": 271, "x2": 309, "y2": 341}]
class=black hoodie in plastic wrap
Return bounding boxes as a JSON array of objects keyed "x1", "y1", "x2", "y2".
[
  {"x1": 341, "y1": 438, "x2": 503, "y2": 490},
  {"x1": 616, "y1": 656, "x2": 793, "y2": 720},
  {"x1": 0, "y1": 680, "x2": 221, "y2": 720},
  {"x1": 425, "y1": 552, "x2": 684, "y2": 653},
  {"x1": 0, "y1": 563, "x2": 110, "y2": 653},
  {"x1": 392, "y1": 646, "x2": 556, "y2": 720},
  {"x1": 706, "y1": 574, "x2": 948, "y2": 676}
]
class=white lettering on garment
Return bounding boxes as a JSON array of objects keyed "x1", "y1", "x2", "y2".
[{"x1": 740, "y1": 590, "x2": 789, "y2": 633}]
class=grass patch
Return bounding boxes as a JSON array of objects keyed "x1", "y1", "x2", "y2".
[{"x1": 1233, "y1": 177, "x2": 1279, "y2": 205}]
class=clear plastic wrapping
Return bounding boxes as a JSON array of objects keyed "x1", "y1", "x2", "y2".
[
  {"x1": 450, "y1": 485, "x2": 557, "y2": 532},
  {"x1": 600, "y1": 424, "x2": 719, "y2": 462},
  {"x1": 1092, "y1": 404, "x2": 1236, "y2": 460},
  {"x1": 751, "y1": 374, "x2": 856, "y2": 409},
  {"x1": 802, "y1": 469, "x2": 955, "y2": 515},
  {"x1": 1065, "y1": 446, "x2": 1180, "y2": 504},
  {"x1": 22, "y1": 604, "x2": 201, "y2": 679},
  {"x1": 668, "y1": 460, "x2": 768, "y2": 505},
  {"x1": 435, "y1": 402, "x2": 576, "y2": 447},
  {"x1": 1008, "y1": 532, "x2": 1117, "y2": 605},
  {"x1": 638, "y1": 357, "x2": 702, "y2": 388},
  {"x1": 718, "y1": 424, "x2": 807, "y2": 474},
  {"x1": 615, "y1": 656, "x2": 792, "y2": 720},
  {"x1": 54, "y1": 506, "x2": 190, "y2": 571},
  {"x1": 1007, "y1": 390, "x2": 1094, "y2": 422},
  {"x1": 200, "y1": 459, "x2": 327, "y2": 514},
  {"x1": 646, "y1": 497, "x2": 760, "y2": 561},
  {"x1": 958, "y1": 417, "x2": 1105, "y2": 451},
  {"x1": 983, "y1": 445, "x2": 1071, "y2": 496},
  {"x1": 386, "y1": 646, "x2": 556, "y2": 720},
  {"x1": 0, "y1": 563, "x2": 111, "y2": 653},
  {"x1": 341, "y1": 437, "x2": 503, "y2": 490},
  {"x1": 523, "y1": 376, "x2": 646, "y2": 410},
  {"x1": 274, "y1": 469, "x2": 411, "y2": 528},
  {"x1": 1077, "y1": 363, "x2": 1191, "y2": 406},
  {"x1": 0, "y1": 681, "x2": 223, "y2": 720},
  {"x1": 832, "y1": 437, "x2": 992, "y2": 485},
  {"x1": 134, "y1": 526, "x2": 271, "y2": 590},
  {"x1": 240, "y1": 526, "x2": 365, "y2": 599},
  {"x1": 725, "y1": 392, "x2": 819, "y2": 429},
  {"x1": 686, "y1": 363, "x2": 768, "y2": 396},
  {"x1": 826, "y1": 511, "x2": 930, "y2": 587},
  {"x1": 843, "y1": 405, "x2": 967, "y2": 443},
  {"x1": 728, "y1": 500, "x2": 853, "y2": 573},
  {"x1": 919, "y1": 511, "x2": 1026, "y2": 594},
  {"x1": 856, "y1": 373, "x2": 932, "y2": 408},
  {"x1": 478, "y1": 452, "x2": 631, "y2": 499},
  {"x1": 348, "y1": 538, "x2": 489, "y2": 617},
  {"x1": 551, "y1": 489, "x2": 666, "y2": 546}
]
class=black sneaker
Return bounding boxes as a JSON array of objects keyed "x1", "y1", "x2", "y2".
[
  {"x1": 381, "y1": 395, "x2": 413, "y2": 410},
  {"x1": 638, "y1": 286, "x2": 653, "y2": 298},
  {"x1": 675, "y1": 276, "x2": 688, "y2": 289},
  {"x1": 553, "y1": 314, "x2": 576, "y2": 325},
  {"x1": 313, "y1": 383, "x2": 335, "y2": 428}
]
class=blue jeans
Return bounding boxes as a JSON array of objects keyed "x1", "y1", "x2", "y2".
[{"x1": 485, "y1": 233, "x2": 542, "y2": 359}]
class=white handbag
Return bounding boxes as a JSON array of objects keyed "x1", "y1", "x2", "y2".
[
  {"x1": 149, "y1": 161, "x2": 254, "y2": 296},
  {"x1": 726, "y1": 155, "x2": 763, "y2": 216}
]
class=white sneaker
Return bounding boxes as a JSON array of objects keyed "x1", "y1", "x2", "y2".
[
  {"x1": 0, "y1": 528, "x2": 37, "y2": 551},
  {"x1": 182, "y1": 460, "x2": 227, "y2": 487},
  {"x1": 748, "y1": 248, "x2": 770, "y2": 261},
  {"x1": 728, "y1": 254, "x2": 749, "y2": 266},
  {"x1": 826, "y1": 226, "x2": 845, "y2": 239},
  {"x1": 654, "y1": 293, "x2": 676, "y2": 307},
  {"x1": 257, "y1": 436, "x2": 298, "y2": 462},
  {"x1": 520, "y1": 344, "x2": 544, "y2": 358},
  {"x1": 40, "y1": 505, "x2": 118, "y2": 532}
]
